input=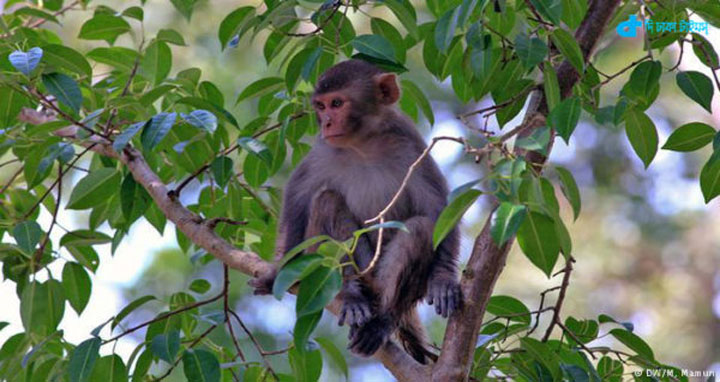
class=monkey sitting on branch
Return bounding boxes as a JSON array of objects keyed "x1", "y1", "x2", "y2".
[{"x1": 250, "y1": 59, "x2": 460, "y2": 364}]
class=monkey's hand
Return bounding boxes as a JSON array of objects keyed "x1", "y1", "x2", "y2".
[
  {"x1": 338, "y1": 282, "x2": 372, "y2": 327},
  {"x1": 248, "y1": 269, "x2": 277, "y2": 296},
  {"x1": 426, "y1": 277, "x2": 461, "y2": 318}
]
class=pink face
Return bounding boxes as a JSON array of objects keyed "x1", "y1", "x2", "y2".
[{"x1": 312, "y1": 91, "x2": 353, "y2": 147}]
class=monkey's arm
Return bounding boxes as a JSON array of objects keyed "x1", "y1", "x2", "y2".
[{"x1": 426, "y1": 224, "x2": 461, "y2": 318}]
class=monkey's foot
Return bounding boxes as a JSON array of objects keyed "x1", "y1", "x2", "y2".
[
  {"x1": 338, "y1": 297, "x2": 372, "y2": 327},
  {"x1": 348, "y1": 314, "x2": 394, "y2": 357},
  {"x1": 427, "y1": 278, "x2": 462, "y2": 318},
  {"x1": 247, "y1": 270, "x2": 276, "y2": 296}
]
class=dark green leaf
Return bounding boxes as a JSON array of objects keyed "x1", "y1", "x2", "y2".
[
  {"x1": 68, "y1": 338, "x2": 101, "y2": 382},
  {"x1": 597, "y1": 356, "x2": 623, "y2": 382},
  {"x1": 623, "y1": 60, "x2": 661, "y2": 104},
  {"x1": 78, "y1": 14, "x2": 131, "y2": 43},
  {"x1": 210, "y1": 156, "x2": 233, "y2": 188},
  {"x1": 182, "y1": 349, "x2": 220, "y2": 382},
  {"x1": 700, "y1": 151, "x2": 720, "y2": 203},
  {"x1": 676, "y1": 71, "x2": 714, "y2": 113},
  {"x1": 551, "y1": 29, "x2": 584, "y2": 73},
  {"x1": 315, "y1": 337, "x2": 348, "y2": 378},
  {"x1": 381, "y1": 0, "x2": 419, "y2": 39},
  {"x1": 691, "y1": 33, "x2": 719, "y2": 68},
  {"x1": 296, "y1": 266, "x2": 342, "y2": 317},
  {"x1": 157, "y1": 29, "x2": 186, "y2": 46},
  {"x1": 487, "y1": 295, "x2": 531, "y2": 325},
  {"x1": 624, "y1": 109, "x2": 658, "y2": 168},
  {"x1": 141, "y1": 40, "x2": 171, "y2": 86},
  {"x1": 13, "y1": 220, "x2": 43, "y2": 255},
  {"x1": 218, "y1": 7, "x2": 255, "y2": 50},
  {"x1": 564, "y1": 317, "x2": 598, "y2": 344},
  {"x1": 294, "y1": 311, "x2": 322, "y2": 352},
  {"x1": 189, "y1": 279, "x2": 211, "y2": 294},
  {"x1": 62, "y1": 262, "x2": 91, "y2": 315},
  {"x1": 530, "y1": 0, "x2": 563, "y2": 25},
  {"x1": 151, "y1": 330, "x2": 180, "y2": 363},
  {"x1": 288, "y1": 347, "x2": 322, "y2": 382},
  {"x1": 435, "y1": 9, "x2": 459, "y2": 54},
  {"x1": 67, "y1": 168, "x2": 122, "y2": 210},
  {"x1": 401, "y1": 80, "x2": 434, "y2": 125},
  {"x1": 122, "y1": 6, "x2": 144, "y2": 21},
  {"x1": 515, "y1": 34, "x2": 548, "y2": 70},
  {"x1": 235, "y1": 77, "x2": 284, "y2": 105},
  {"x1": 273, "y1": 255, "x2": 324, "y2": 300},
  {"x1": 89, "y1": 355, "x2": 128, "y2": 382},
  {"x1": 371, "y1": 18, "x2": 406, "y2": 62},
  {"x1": 351, "y1": 34, "x2": 397, "y2": 63},
  {"x1": 549, "y1": 96, "x2": 581, "y2": 144},
  {"x1": 662, "y1": 122, "x2": 716, "y2": 152},
  {"x1": 112, "y1": 295, "x2": 156, "y2": 330},
  {"x1": 42, "y1": 44, "x2": 92, "y2": 79},
  {"x1": 20, "y1": 280, "x2": 65, "y2": 336},
  {"x1": 490, "y1": 202, "x2": 527, "y2": 246},
  {"x1": 555, "y1": 167, "x2": 581, "y2": 220},
  {"x1": 515, "y1": 126, "x2": 551, "y2": 154},
  {"x1": 141, "y1": 112, "x2": 177, "y2": 151},
  {"x1": 520, "y1": 337, "x2": 562, "y2": 380},
  {"x1": 42, "y1": 73, "x2": 83, "y2": 114},
  {"x1": 609, "y1": 328, "x2": 655, "y2": 362},
  {"x1": 14, "y1": 7, "x2": 59, "y2": 24},
  {"x1": 561, "y1": 0, "x2": 587, "y2": 29},
  {"x1": 458, "y1": 0, "x2": 486, "y2": 28},
  {"x1": 59, "y1": 230, "x2": 112, "y2": 247},
  {"x1": 113, "y1": 122, "x2": 145, "y2": 152},
  {"x1": 170, "y1": 0, "x2": 197, "y2": 20},
  {"x1": 433, "y1": 189, "x2": 482, "y2": 249},
  {"x1": 544, "y1": 65, "x2": 561, "y2": 112},
  {"x1": 87, "y1": 47, "x2": 138, "y2": 71},
  {"x1": 517, "y1": 212, "x2": 560, "y2": 277}
]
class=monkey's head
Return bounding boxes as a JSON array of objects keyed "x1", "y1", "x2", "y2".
[{"x1": 312, "y1": 59, "x2": 400, "y2": 148}]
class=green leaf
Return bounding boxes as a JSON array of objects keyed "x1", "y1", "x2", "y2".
[
  {"x1": 296, "y1": 266, "x2": 342, "y2": 317},
  {"x1": 315, "y1": 337, "x2": 348, "y2": 378},
  {"x1": 120, "y1": 173, "x2": 150, "y2": 223},
  {"x1": 0, "y1": 87, "x2": 27, "y2": 127},
  {"x1": 235, "y1": 77, "x2": 284, "y2": 105},
  {"x1": 89, "y1": 355, "x2": 127, "y2": 382},
  {"x1": 289, "y1": 347, "x2": 323, "y2": 382},
  {"x1": 564, "y1": 317, "x2": 598, "y2": 344},
  {"x1": 561, "y1": 0, "x2": 587, "y2": 29},
  {"x1": 21, "y1": 280, "x2": 65, "y2": 336},
  {"x1": 141, "y1": 112, "x2": 177, "y2": 151},
  {"x1": 183, "y1": 110, "x2": 217, "y2": 133},
  {"x1": 487, "y1": 295, "x2": 531, "y2": 325},
  {"x1": 273, "y1": 255, "x2": 325, "y2": 300},
  {"x1": 662, "y1": 122, "x2": 716, "y2": 152},
  {"x1": 351, "y1": 34, "x2": 397, "y2": 63},
  {"x1": 515, "y1": 126, "x2": 551, "y2": 154},
  {"x1": 42, "y1": 44, "x2": 92, "y2": 79},
  {"x1": 609, "y1": 328, "x2": 655, "y2": 362},
  {"x1": 548, "y1": 96, "x2": 581, "y2": 143},
  {"x1": 59, "y1": 230, "x2": 112, "y2": 247},
  {"x1": 62, "y1": 262, "x2": 92, "y2": 315},
  {"x1": 433, "y1": 189, "x2": 482, "y2": 250},
  {"x1": 514, "y1": 34, "x2": 548, "y2": 70},
  {"x1": 490, "y1": 202, "x2": 527, "y2": 246},
  {"x1": 113, "y1": 122, "x2": 145, "y2": 152},
  {"x1": 458, "y1": 0, "x2": 486, "y2": 28},
  {"x1": 112, "y1": 295, "x2": 156, "y2": 330},
  {"x1": 189, "y1": 279, "x2": 211, "y2": 294},
  {"x1": 623, "y1": 60, "x2": 661, "y2": 104},
  {"x1": 555, "y1": 167, "x2": 581, "y2": 220},
  {"x1": 381, "y1": 0, "x2": 419, "y2": 40},
  {"x1": 170, "y1": 0, "x2": 197, "y2": 20},
  {"x1": 157, "y1": 28, "x2": 186, "y2": 46},
  {"x1": 301, "y1": 47, "x2": 323, "y2": 82},
  {"x1": 87, "y1": 47, "x2": 138, "y2": 71},
  {"x1": 294, "y1": 311, "x2": 322, "y2": 352},
  {"x1": 371, "y1": 18, "x2": 406, "y2": 63},
  {"x1": 520, "y1": 337, "x2": 562, "y2": 380},
  {"x1": 530, "y1": 0, "x2": 563, "y2": 25},
  {"x1": 676, "y1": 71, "x2": 714, "y2": 113},
  {"x1": 401, "y1": 80, "x2": 434, "y2": 125},
  {"x1": 435, "y1": 8, "x2": 460, "y2": 54},
  {"x1": 218, "y1": 6, "x2": 255, "y2": 50},
  {"x1": 700, "y1": 151, "x2": 720, "y2": 203},
  {"x1": 151, "y1": 330, "x2": 180, "y2": 363},
  {"x1": 122, "y1": 6, "x2": 144, "y2": 21},
  {"x1": 9, "y1": 47, "x2": 43, "y2": 76},
  {"x1": 42, "y1": 73, "x2": 83, "y2": 114},
  {"x1": 597, "y1": 356, "x2": 623, "y2": 382},
  {"x1": 13, "y1": 220, "x2": 43, "y2": 255},
  {"x1": 141, "y1": 40, "x2": 172, "y2": 86},
  {"x1": 691, "y1": 33, "x2": 719, "y2": 68},
  {"x1": 624, "y1": 109, "x2": 658, "y2": 168},
  {"x1": 14, "y1": 7, "x2": 59, "y2": 24},
  {"x1": 517, "y1": 212, "x2": 560, "y2": 277},
  {"x1": 67, "y1": 168, "x2": 122, "y2": 210},
  {"x1": 182, "y1": 349, "x2": 220, "y2": 382},
  {"x1": 68, "y1": 338, "x2": 101, "y2": 382},
  {"x1": 78, "y1": 14, "x2": 131, "y2": 43},
  {"x1": 210, "y1": 156, "x2": 233, "y2": 188},
  {"x1": 551, "y1": 29, "x2": 584, "y2": 73},
  {"x1": 238, "y1": 137, "x2": 273, "y2": 167}
]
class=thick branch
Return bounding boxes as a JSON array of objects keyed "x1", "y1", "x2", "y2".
[{"x1": 432, "y1": 1, "x2": 622, "y2": 380}]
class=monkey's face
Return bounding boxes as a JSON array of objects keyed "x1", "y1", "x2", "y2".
[{"x1": 312, "y1": 91, "x2": 356, "y2": 147}]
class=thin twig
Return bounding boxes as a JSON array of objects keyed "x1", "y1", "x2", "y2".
[
  {"x1": 541, "y1": 258, "x2": 574, "y2": 342},
  {"x1": 223, "y1": 265, "x2": 246, "y2": 362},
  {"x1": 282, "y1": 1, "x2": 341, "y2": 37},
  {"x1": 34, "y1": 91, "x2": 112, "y2": 140},
  {"x1": 557, "y1": 322, "x2": 596, "y2": 359},
  {"x1": 591, "y1": 54, "x2": 652, "y2": 91},
  {"x1": 152, "y1": 324, "x2": 219, "y2": 381},
  {"x1": 0, "y1": 165, "x2": 24, "y2": 196},
  {"x1": 24, "y1": 0, "x2": 79, "y2": 29},
  {"x1": 105, "y1": 40, "x2": 145, "y2": 135},
  {"x1": 33, "y1": 166, "x2": 62, "y2": 270},
  {"x1": 227, "y1": 309, "x2": 279, "y2": 379}
]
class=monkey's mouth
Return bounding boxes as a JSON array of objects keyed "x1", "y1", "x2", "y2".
[{"x1": 323, "y1": 133, "x2": 345, "y2": 140}]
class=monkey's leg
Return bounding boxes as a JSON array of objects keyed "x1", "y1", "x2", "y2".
[
  {"x1": 305, "y1": 189, "x2": 375, "y2": 327},
  {"x1": 348, "y1": 216, "x2": 435, "y2": 360}
]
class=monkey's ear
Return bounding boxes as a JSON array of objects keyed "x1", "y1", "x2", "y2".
[{"x1": 375, "y1": 73, "x2": 400, "y2": 105}]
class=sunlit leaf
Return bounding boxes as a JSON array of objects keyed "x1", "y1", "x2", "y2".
[{"x1": 433, "y1": 189, "x2": 482, "y2": 249}]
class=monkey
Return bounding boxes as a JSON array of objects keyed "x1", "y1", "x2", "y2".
[{"x1": 249, "y1": 59, "x2": 461, "y2": 364}]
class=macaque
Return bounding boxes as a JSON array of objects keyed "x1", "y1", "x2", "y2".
[{"x1": 250, "y1": 59, "x2": 460, "y2": 363}]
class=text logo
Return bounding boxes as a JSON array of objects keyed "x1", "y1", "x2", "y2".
[{"x1": 617, "y1": 15, "x2": 642, "y2": 37}]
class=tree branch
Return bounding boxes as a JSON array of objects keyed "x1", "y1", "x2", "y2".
[{"x1": 432, "y1": 1, "x2": 623, "y2": 380}]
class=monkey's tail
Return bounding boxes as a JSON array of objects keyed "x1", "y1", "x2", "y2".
[{"x1": 397, "y1": 310, "x2": 437, "y2": 364}]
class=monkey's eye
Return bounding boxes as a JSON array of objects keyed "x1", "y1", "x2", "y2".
[
  {"x1": 315, "y1": 102, "x2": 325, "y2": 110},
  {"x1": 330, "y1": 98, "x2": 343, "y2": 108}
]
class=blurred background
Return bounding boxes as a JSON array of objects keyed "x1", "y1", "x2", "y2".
[{"x1": 1, "y1": 0, "x2": 719, "y2": 380}]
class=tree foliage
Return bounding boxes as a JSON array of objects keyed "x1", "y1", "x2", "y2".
[{"x1": 1, "y1": 0, "x2": 719, "y2": 381}]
